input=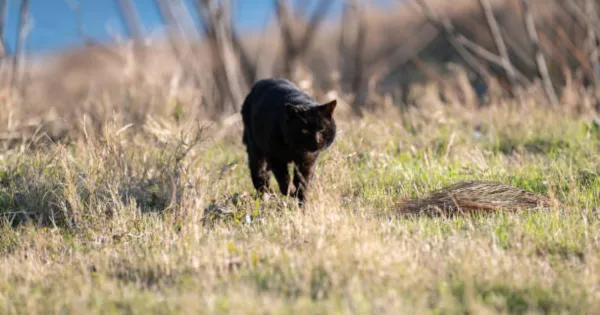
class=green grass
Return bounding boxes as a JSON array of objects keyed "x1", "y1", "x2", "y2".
[{"x1": 0, "y1": 102, "x2": 599, "y2": 314}]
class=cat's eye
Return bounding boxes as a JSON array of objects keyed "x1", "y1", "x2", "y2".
[{"x1": 301, "y1": 129, "x2": 310, "y2": 135}]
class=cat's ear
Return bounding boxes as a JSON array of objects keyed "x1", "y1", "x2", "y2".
[{"x1": 319, "y1": 99, "x2": 337, "y2": 118}]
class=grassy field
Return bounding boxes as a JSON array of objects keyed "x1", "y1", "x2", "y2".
[{"x1": 0, "y1": 97, "x2": 599, "y2": 314}]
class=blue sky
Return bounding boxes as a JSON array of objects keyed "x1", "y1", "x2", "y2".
[{"x1": 2, "y1": 0, "x2": 394, "y2": 54}]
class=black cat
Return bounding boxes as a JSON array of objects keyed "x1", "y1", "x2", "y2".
[{"x1": 241, "y1": 78, "x2": 337, "y2": 206}]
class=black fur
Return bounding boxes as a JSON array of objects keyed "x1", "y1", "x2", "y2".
[{"x1": 241, "y1": 78, "x2": 337, "y2": 206}]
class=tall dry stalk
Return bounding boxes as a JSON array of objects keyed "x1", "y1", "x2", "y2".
[
  {"x1": 339, "y1": 0, "x2": 367, "y2": 114},
  {"x1": 585, "y1": 0, "x2": 600, "y2": 102},
  {"x1": 115, "y1": 0, "x2": 145, "y2": 42},
  {"x1": 0, "y1": 0, "x2": 7, "y2": 59},
  {"x1": 11, "y1": 0, "x2": 30, "y2": 91},
  {"x1": 415, "y1": 0, "x2": 494, "y2": 95},
  {"x1": 479, "y1": 0, "x2": 519, "y2": 98},
  {"x1": 521, "y1": 0, "x2": 559, "y2": 106},
  {"x1": 115, "y1": 0, "x2": 147, "y2": 85},
  {"x1": 274, "y1": 0, "x2": 334, "y2": 81},
  {"x1": 196, "y1": 0, "x2": 248, "y2": 112}
]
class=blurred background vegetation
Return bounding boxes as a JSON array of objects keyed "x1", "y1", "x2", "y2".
[{"x1": 0, "y1": 0, "x2": 598, "y2": 144}]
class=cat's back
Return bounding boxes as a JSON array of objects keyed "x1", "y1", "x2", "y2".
[
  {"x1": 242, "y1": 78, "x2": 313, "y2": 115},
  {"x1": 251, "y1": 77, "x2": 297, "y2": 93}
]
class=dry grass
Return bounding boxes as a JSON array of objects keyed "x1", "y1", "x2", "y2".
[
  {"x1": 396, "y1": 180, "x2": 555, "y2": 216},
  {"x1": 0, "y1": 0, "x2": 586, "y2": 133},
  {"x1": 0, "y1": 2, "x2": 598, "y2": 313},
  {"x1": 0, "y1": 86, "x2": 597, "y2": 314}
]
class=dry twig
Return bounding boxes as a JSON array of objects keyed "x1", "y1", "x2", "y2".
[
  {"x1": 196, "y1": 0, "x2": 248, "y2": 112},
  {"x1": 12, "y1": 0, "x2": 30, "y2": 89},
  {"x1": 520, "y1": 0, "x2": 559, "y2": 106},
  {"x1": 0, "y1": 0, "x2": 7, "y2": 59},
  {"x1": 414, "y1": 0, "x2": 492, "y2": 90},
  {"x1": 274, "y1": 0, "x2": 334, "y2": 80},
  {"x1": 479, "y1": 0, "x2": 518, "y2": 94}
]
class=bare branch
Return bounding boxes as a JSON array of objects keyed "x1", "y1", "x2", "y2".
[
  {"x1": 561, "y1": 0, "x2": 598, "y2": 38},
  {"x1": 300, "y1": 0, "x2": 335, "y2": 49},
  {"x1": 274, "y1": 0, "x2": 334, "y2": 80},
  {"x1": 586, "y1": 0, "x2": 600, "y2": 84},
  {"x1": 196, "y1": 0, "x2": 247, "y2": 111},
  {"x1": 274, "y1": 0, "x2": 297, "y2": 78},
  {"x1": 367, "y1": 22, "x2": 440, "y2": 83},
  {"x1": 520, "y1": 0, "x2": 559, "y2": 106},
  {"x1": 553, "y1": 25, "x2": 596, "y2": 83},
  {"x1": 115, "y1": 0, "x2": 145, "y2": 42},
  {"x1": 456, "y1": 35, "x2": 531, "y2": 86},
  {"x1": 231, "y1": 28, "x2": 257, "y2": 85},
  {"x1": 340, "y1": 0, "x2": 368, "y2": 114},
  {"x1": 414, "y1": 0, "x2": 492, "y2": 86},
  {"x1": 156, "y1": 0, "x2": 179, "y2": 35},
  {"x1": 0, "y1": 0, "x2": 7, "y2": 58},
  {"x1": 500, "y1": 28, "x2": 536, "y2": 69},
  {"x1": 155, "y1": 0, "x2": 189, "y2": 76},
  {"x1": 170, "y1": 0, "x2": 199, "y2": 37},
  {"x1": 12, "y1": 0, "x2": 30, "y2": 89},
  {"x1": 479, "y1": 0, "x2": 518, "y2": 94},
  {"x1": 274, "y1": 0, "x2": 295, "y2": 50}
]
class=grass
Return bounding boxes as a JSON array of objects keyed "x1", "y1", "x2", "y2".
[{"x1": 0, "y1": 97, "x2": 599, "y2": 314}]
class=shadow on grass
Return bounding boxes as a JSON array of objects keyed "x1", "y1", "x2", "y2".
[
  {"x1": 494, "y1": 136, "x2": 572, "y2": 156},
  {"x1": 446, "y1": 279, "x2": 586, "y2": 314}
]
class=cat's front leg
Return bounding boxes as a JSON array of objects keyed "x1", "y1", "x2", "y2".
[
  {"x1": 247, "y1": 150, "x2": 270, "y2": 194},
  {"x1": 292, "y1": 156, "x2": 317, "y2": 206},
  {"x1": 270, "y1": 159, "x2": 296, "y2": 196}
]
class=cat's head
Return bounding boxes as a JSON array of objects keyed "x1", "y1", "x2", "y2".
[{"x1": 283, "y1": 100, "x2": 337, "y2": 153}]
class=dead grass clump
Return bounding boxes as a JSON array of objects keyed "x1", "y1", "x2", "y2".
[
  {"x1": 397, "y1": 181, "x2": 555, "y2": 216},
  {"x1": 0, "y1": 119, "x2": 205, "y2": 229}
]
